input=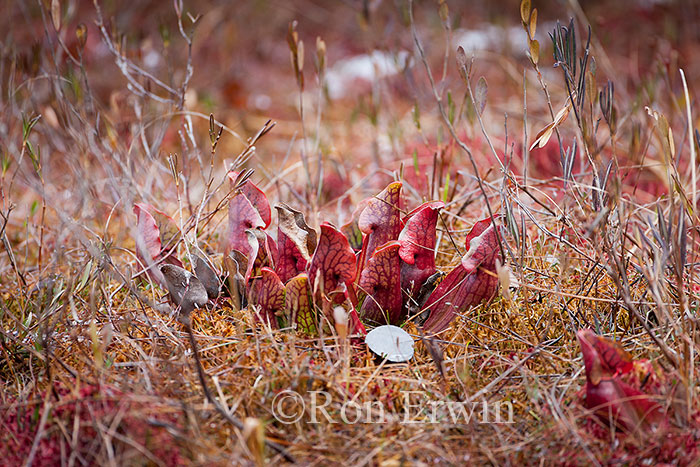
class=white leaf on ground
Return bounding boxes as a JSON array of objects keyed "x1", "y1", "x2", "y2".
[{"x1": 365, "y1": 325, "x2": 414, "y2": 362}]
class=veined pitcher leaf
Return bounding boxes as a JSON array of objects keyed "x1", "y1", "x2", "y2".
[
  {"x1": 422, "y1": 219, "x2": 501, "y2": 333},
  {"x1": 358, "y1": 181, "x2": 402, "y2": 265},
  {"x1": 577, "y1": 329, "x2": 663, "y2": 431},
  {"x1": 248, "y1": 267, "x2": 285, "y2": 328},
  {"x1": 228, "y1": 171, "x2": 271, "y2": 227},
  {"x1": 285, "y1": 273, "x2": 315, "y2": 334},
  {"x1": 359, "y1": 241, "x2": 403, "y2": 325},
  {"x1": 308, "y1": 222, "x2": 357, "y2": 295},
  {"x1": 227, "y1": 192, "x2": 265, "y2": 256},
  {"x1": 398, "y1": 201, "x2": 443, "y2": 299}
]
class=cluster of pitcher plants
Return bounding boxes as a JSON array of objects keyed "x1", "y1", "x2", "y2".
[{"x1": 132, "y1": 170, "x2": 502, "y2": 337}]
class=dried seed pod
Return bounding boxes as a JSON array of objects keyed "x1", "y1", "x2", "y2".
[
  {"x1": 161, "y1": 264, "x2": 209, "y2": 317},
  {"x1": 193, "y1": 254, "x2": 221, "y2": 300}
]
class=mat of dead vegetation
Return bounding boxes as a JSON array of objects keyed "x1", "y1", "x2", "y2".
[{"x1": 1, "y1": 0, "x2": 700, "y2": 465}]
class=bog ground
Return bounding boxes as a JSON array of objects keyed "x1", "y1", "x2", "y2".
[{"x1": 2, "y1": 0, "x2": 700, "y2": 465}]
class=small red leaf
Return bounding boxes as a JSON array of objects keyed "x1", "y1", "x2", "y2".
[
  {"x1": 227, "y1": 193, "x2": 265, "y2": 256},
  {"x1": 584, "y1": 377, "x2": 663, "y2": 431},
  {"x1": 358, "y1": 181, "x2": 402, "y2": 264},
  {"x1": 419, "y1": 266, "x2": 468, "y2": 333},
  {"x1": 285, "y1": 273, "x2": 315, "y2": 334},
  {"x1": 248, "y1": 267, "x2": 285, "y2": 328},
  {"x1": 399, "y1": 201, "x2": 443, "y2": 265},
  {"x1": 461, "y1": 219, "x2": 501, "y2": 273},
  {"x1": 398, "y1": 201, "x2": 443, "y2": 298},
  {"x1": 308, "y1": 223, "x2": 357, "y2": 295},
  {"x1": 422, "y1": 220, "x2": 501, "y2": 333},
  {"x1": 359, "y1": 241, "x2": 403, "y2": 324},
  {"x1": 228, "y1": 171, "x2": 271, "y2": 227}
]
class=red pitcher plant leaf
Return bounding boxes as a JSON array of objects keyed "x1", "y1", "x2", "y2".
[
  {"x1": 357, "y1": 181, "x2": 402, "y2": 269},
  {"x1": 284, "y1": 273, "x2": 315, "y2": 334},
  {"x1": 418, "y1": 266, "x2": 468, "y2": 333},
  {"x1": 248, "y1": 267, "x2": 285, "y2": 328},
  {"x1": 422, "y1": 219, "x2": 501, "y2": 334},
  {"x1": 134, "y1": 203, "x2": 162, "y2": 268},
  {"x1": 308, "y1": 222, "x2": 357, "y2": 295},
  {"x1": 148, "y1": 204, "x2": 182, "y2": 254},
  {"x1": 227, "y1": 192, "x2": 266, "y2": 256},
  {"x1": 358, "y1": 241, "x2": 403, "y2": 325},
  {"x1": 577, "y1": 329, "x2": 663, "y2": 431},
  {"x1": 579, "y1": 329, "x2": 634, "y2": 385},
  {"x1": 460, "y1": 218, "x2": 501, "y2": 273},
  {"x1": 133, "y1": 203, "x2": 183, "y2": 286},
  {"x1": 275, "y1": 203, "x2": 316, "y2": 283},
  {"x1": 464, "y1": 216, "x2": 493, "y2": 245},
  {"x1": 276, "y1": 231, "x2": 308, "y2": 283},
  {"x1": 228, "y1": 171, "x2": 272, "y2": 227},
  {"x1": 398, "y1": 201, "x2": 443, "y2": 299}
]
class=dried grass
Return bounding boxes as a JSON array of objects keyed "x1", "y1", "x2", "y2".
[{"x1": 1, "y1": 0, "x2": 699, "y2": 465}]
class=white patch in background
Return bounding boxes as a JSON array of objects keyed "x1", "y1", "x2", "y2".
[
  {"x1": 144, "y1": 49, "x2": 161, "y2": 69},
  {"x1": 326, "y1": 50, "x2": 411, "y2": 99},
  {"x1": 455, "y1": 22, "x2": 555, "y2": 56},
  {"x1": 248, "y1": 93, "x2": 271, "y2": 111}
]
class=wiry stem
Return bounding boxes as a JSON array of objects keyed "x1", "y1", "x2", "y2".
[{"x1": 408, "y1": 0, "x2": 505, "y2": 262}]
